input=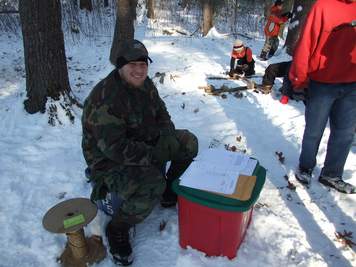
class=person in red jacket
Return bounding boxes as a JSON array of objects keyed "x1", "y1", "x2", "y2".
[
  {"x1": 260, "y1": 0, "x2": 291, "y2": 60},
  {"x1": 229, "y1": 39, "x2": 255, "y2": 77},
  {"x1": 290, "y1": 0, "x2": 356, "y2": 194}
]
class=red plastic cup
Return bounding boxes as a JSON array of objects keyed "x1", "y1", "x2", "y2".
[{"x1": 280, "y1": 95, "x2": 289, "y2": 104}]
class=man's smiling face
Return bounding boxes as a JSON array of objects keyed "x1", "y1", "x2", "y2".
[{"x1": 119, "y1": 61, "x2": 148, "y2": 88}]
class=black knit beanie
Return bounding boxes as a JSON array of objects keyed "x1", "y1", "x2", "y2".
[{"x1": 116, "y1": 56, "x2": 149, "y2": 69}]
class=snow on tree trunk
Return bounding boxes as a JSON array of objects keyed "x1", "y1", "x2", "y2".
[
  {"x1": 285, "y1": 0, "x2": 316, "y2": 56},
  {"x1": 19, "y1": 0, "x2": 71, "y2": 114},
  {"x1": 109, "y1": 0, "x2": 137, "y2": 65}
]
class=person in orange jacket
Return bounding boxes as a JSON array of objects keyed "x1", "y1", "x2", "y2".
[
  {"x1": 229, "y1": 39, "x2": 255, "y2": 77},
  {"x1": 260, "y1": 0, "x2": 291, "y2": 60}
]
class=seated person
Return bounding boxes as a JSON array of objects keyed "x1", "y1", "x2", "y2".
[
  {"x1": 81, "y1": 39, "x2": 198, "y2": 266},
  {"x1": 229, "y1": 39, "x2": 255, "y2": 77}
]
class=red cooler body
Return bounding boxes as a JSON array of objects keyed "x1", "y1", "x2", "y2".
[{"x1": 172, "y1": 162, "x2": 266, "y2": 259}]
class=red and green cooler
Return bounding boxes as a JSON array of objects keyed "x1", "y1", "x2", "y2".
[{"x1": 172, "y1": 162, "x2": 266, "y2": 259}]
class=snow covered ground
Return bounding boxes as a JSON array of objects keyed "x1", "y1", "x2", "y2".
[{"x1": 0, "y1": 24, "x2": 355, "y2": 267}]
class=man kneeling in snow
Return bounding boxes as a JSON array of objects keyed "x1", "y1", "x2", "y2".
[{"x1": 81, "y1": 39, "x2": 198, "y2": 265}]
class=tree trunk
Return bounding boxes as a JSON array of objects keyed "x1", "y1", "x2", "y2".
[
  {"x1": 146, "y1": 0, "x2": 155, "y2": 19},
  {"x1": 285, "y1": 0, "x2": 316, "y2": 56},
  {"x1": 202, "y1": 0, "x2": 213, "y2": 36},
  {"x1": 19, "y1": 0, "x2": 71, "y2": 114},
  {"x1": 109, "y1": 0, "x2": 137, "y2": 65},
  {"x1": 80, "y1": 0, "x2": 93, "y2": 11},
  {"x1": 104, "y1": 0, "x2": 109, "y2": 7},
  {"x1": 264, "y1": 0, "x2": 274, "y2": 17}
]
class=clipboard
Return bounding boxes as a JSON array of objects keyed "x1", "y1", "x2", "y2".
[{"x1": 209, "y1": 175, "x2": 257, "y2": 201}]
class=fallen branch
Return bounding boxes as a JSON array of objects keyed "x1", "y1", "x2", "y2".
[{"x1": 198, "y1": 84, "x2": 248, "y2": 95}]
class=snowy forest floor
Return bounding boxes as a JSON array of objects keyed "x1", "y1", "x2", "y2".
[{"x1": 0, "y1": 24, "x2": 355, "y2": 267}]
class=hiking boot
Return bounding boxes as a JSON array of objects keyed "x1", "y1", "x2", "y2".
[
  {"x1": 295, "y1": 167, "x2": 312, "y2": 185},
  {"x1": 160, "y1": 182, "x2": 177, "y2": 208},
  {"x1": 318, "y1": 175, "x2": 356, "y2": 194},
  {"x1": 260, "y1": 84, "x2": 272, "y2": 94},
  {"x1": 259, "y1": 51, "x2": 268, "y2": 61},
  {"x1": 106, "y1": 221, "x2": 133, "y2": 266}
]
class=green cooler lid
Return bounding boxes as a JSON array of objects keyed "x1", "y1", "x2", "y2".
[{"x1": 172, "y1": 161, "x2": 266, "y2": 212}]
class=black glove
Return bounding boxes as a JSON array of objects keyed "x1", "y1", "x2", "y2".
[
  {"x1": 152, "y1": 135, "x2": 180, "y2": 164},
  {"x1": 291, "y1": 90, "x2": 306, "y2": 102},
  {"x1": 280, "y1": 83, "x2": 306, "y2": 102}
]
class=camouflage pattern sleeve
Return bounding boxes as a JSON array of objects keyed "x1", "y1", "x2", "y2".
[
  {"x1": 86, "y1": 103, "x2": 153, "y2": 166},
  {"x1": 149, "y1": 80, "x2": 175, "y2": 135}
]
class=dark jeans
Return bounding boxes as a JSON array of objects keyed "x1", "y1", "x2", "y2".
[
  {"x1": 299, "y1": 80, "x2": 356, "y2": 178},
  {"x1": 262, "y1": 61, "x2": 291, "y2": 86},
  {"x1": 261, "y1": 36, "x2": 279, "y2": 57}
]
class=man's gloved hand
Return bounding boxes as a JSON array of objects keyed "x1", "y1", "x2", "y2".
[
  {"x1": 280, "y1": 83, "x2": 306, "y2": 102},
  {"x1": 152, "y1": 134, "x2": 180, "y2": 164},
  {"x1": 291, "y1": 90, "x2": 306, "y2": 102}
]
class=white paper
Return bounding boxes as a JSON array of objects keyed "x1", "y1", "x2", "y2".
[
  {"x1": 180, "y1": 162, "x2": 239, "y2": 194},
  {"x1": 240, "y1": 158, "x2": 258, "y2": 176},
  {"x1": 179, "y1": 148, "x2": 253, "y2": 194}
]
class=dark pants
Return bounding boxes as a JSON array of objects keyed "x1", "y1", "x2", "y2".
[
  {"x1": 261, "y1": 36, "x2": 279, "y2": 58},
  {"x1": 230, "y1": 57, "x2": 255, "y2": 77},
  {"x1": 262, "y1": 61, "x2": 291, "y2": 86},
  {"x1": 299, "y1": 81, "x2": 356, "y2": 178}
]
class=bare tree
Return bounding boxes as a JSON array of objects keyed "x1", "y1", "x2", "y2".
[
  {"x1": 109, "y1": 0, "x2": 137, "y2": 65},
  {"x1": 285, "y1": 0, "x2": 316, "y2": 55},
  {"x1": 146, "y1": 0, "x2": 155, "y2": 19},
  {"x1": 80, "y1": 0, "x2": 93, "y2": 11},
  {"x1": 202, "y1": 0, "x2": 213, "y2": 36},
  {"x1": 19, "y1": 0, "x2": 74, "y2": 116}
]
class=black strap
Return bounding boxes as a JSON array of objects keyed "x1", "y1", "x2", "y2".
[{"x1": 332, "y1": 20, "x2": 356, "y2": 32}]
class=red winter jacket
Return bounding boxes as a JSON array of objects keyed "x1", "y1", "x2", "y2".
[
  {"x1": 264, "y1": 5, "x2": 289, "y2": 37},
  {"x1": 289, "y1": 0, "x2": 356, "y2": 89},
  {"x1": 231, "y1": 47, "x2": 253, "y2": 62}
]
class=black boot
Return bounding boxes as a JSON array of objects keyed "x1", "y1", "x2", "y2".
[
  {"x1": 259, "y1": 51, "x2": 267, "y2": 61},
  {"x1": 160, "y1": 179, "x2": 178, "y2": 208},
  {"x1": 160, "y1": 159, "x2": 193, "y2": 208},
  {"x1": 268, "y1": 49, "x2": 276, "y2": 59},
  {"x1": 106, "y1": 221, "x2": 133, "y2": 266}
]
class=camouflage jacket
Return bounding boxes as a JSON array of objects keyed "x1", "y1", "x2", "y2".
[{"x1": 82, "y1": 69, "x2": 175, "y2": 175}]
